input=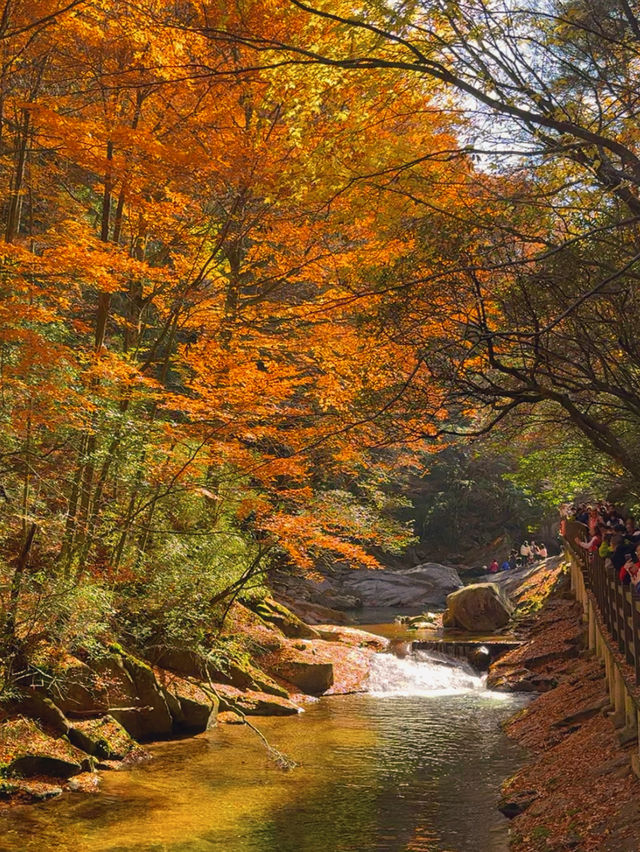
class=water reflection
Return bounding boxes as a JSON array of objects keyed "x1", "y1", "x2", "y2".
[{"x1": 0, "y1": 655, "x2": 527, "y2": 852}]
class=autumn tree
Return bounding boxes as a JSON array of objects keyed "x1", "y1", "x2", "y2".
[
  {"x1": 0, "y1": 0, "x2": 480, "y2": 677},
  {"x1": 208, "y1": 0, "x2": 640, "y2": 485}
]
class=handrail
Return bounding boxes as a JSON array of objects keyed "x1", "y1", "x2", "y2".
[{"x1": 562, "y1": 519, "x2": 640, "y2": 685}]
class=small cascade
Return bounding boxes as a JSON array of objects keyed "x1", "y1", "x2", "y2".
[{"x1": 366, "y1": 649, "x2": 486, "y2": 697}]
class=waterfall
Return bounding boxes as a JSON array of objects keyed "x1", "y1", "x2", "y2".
[{"x1": 366, "y1": 649, "x2": 487, "y2": 697}]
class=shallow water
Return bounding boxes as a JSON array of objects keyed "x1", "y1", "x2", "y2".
[{"x1": 0, "y1": 648, "x2": 528, "y2": 852}]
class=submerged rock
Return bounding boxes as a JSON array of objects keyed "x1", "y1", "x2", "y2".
[
  {"x1": 498, "y1": 789, "x2": 538, "y2": 818},
  {"x1": 67, "y1": 772, "x2": 100, "y2": 793},
  {"x1": 217, "y1": 711, "x2": 245, "y2": 724},
  {"x1": 444, "y1": 583, "x2": 514, "y2": 632},
  {"x1": 19, "y1": 781, "x2": 64, "y2": 801}
]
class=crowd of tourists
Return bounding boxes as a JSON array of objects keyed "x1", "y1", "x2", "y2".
[
  {"x1": 487, "y1": 540, "x2": 548, "y2": 574},
  {"x1": 564, "y1": 501, "x2": 640, "y2": 592}
]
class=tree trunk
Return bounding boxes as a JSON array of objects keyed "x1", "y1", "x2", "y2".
[{"x1": 3, "y1": 522, "x2": 38, "y2": 653}]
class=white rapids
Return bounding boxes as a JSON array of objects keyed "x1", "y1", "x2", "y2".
[{"x1": 366, "y1": 649, "x2": 488, "y2": 697}]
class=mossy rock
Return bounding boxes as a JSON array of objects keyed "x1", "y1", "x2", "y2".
[
  {"x1": 37, "y1": 655, "x2": 103, "y2": 716},
  {"x1": 68, "y1": 715, "x2": 135, "y2": 760},
  {"x1": 16, "y1": 692, "x2": 70, "y2": 736},
  {"x1": 151, "y1": 646, "x2": 288, "y2": 700},
  {"x1": 444, "y1": 583, "x2": 514, "y2": 632},
  {"x1": 154, "y1": 669, "x2": 218, "y2": 733},
  {"x1": 116, "y1": 652, "x2": 173, "y2": 740},
  {"x1": 0, "y1": 718, "x2": 85, "y2": 779},
  {"x1": 223, "y1": 659, "x2": 289, "y2": 700},
  {"x1": 250, "y1": 597, "x2": 321, "y2": 640},
  {"x1": 72, "y1": 650, "x2": 174, "y2": 741}
]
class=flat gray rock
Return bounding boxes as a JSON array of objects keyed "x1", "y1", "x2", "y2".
[{"x1": 341, "y1": 562, "x2": 462, "y2": 608}]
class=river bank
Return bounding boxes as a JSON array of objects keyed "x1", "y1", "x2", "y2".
[
  {"x1": 0, "y1": 596, "x2": 387, "y2": 805},
  {"x1": 4, "y1": 555, "x2": 622, "y2": 852},
  {"x1": 492, "y1": 581, "x2": 640, "y2": 850},
  {"x1": 0, "y1": 638, "x2": 527, "y2": 852}
]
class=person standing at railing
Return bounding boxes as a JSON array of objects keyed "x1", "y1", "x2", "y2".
[
  {"x1": 611, "y1": 534, "x2": 634, "y2": 576},
  {"x1": 575, "y1": 527, "x2": 603, "y2": 554},
  {"x1": 604, "y1": 504, "x2": 623, "y2": 528},
  {"x1": 599, "y1": 530, "x2": 615, "y2": 560},
  {"x1": 620, "y1": 548, "x2": 640, "y2": 593},
  {"x1": 624, "y1": 517, "x2": 640, "y2": 546},
  {"x1": 576, "y1": 504, "x2": 589, "y2": 525}
]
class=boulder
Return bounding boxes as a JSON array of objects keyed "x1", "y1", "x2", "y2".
[
  {"x1": 267, "y1": 655, "x2": 334, "y2": 695},
  {"x1": 275, "y1": 596, "x2": 352, "y2": 625},
  {"x1": 444, "y1": 583, "x2": 514, "y2": 633},
  {"x1": 68, "y1": 715, "x2": 135, "y2": 760},
  {"x1": 9, "y1": 754, "x2": 83, "y2": 779},
  {"x1": 67, "y1": 772, "x2": 100, "y2": 793},
  {"x1": 219, "y1": 661, "x2": 289, "y2": 699},
  {"x1": 44, "y1": 651, "x2": 153, "y2": 736},
  {"x1": 41, "y1": 655, "x2": 102, "y2": 716},
  {"x1": 217, "y1": 711, "x2": 245, "y2": 724},
  {"x1": 150, "y1": 646, "x2": 288, "y2": 699},
  {"x1": 402, "y1": 613, "x2": 438, "y2": 630},
  {"x1": 341, "y1": 562, "x2": 463, "y2": 608},
  {"x1": 0, "y1": 718, "x2": 85, "y2": 779},
  {"x1": 101, "y1": 649, "x2": 173, "y2": 740},
  {"x1": 18, "y1": 781, "x2": 64, "y2": 800},
  {"x1": 249, "y1": 596, "x2": 321, "y2": 640},
  {"x1": 153, "y1": 668, "x2": 218, "y2": 733},
  {"x1": 468, "y1": 646, "x2": 492, "y2": 671},
  {"x1": 498, "y1": 789, "x2": 538, "y2": 819},
  {"x1": 149, "y1": 646, "x2": 208, "y2": 680},
  {"x1": 176, "y1": 693, "x2": 215, "y2": 732},
  {"x1": 16, "y1": 692, "x2": 70, "y2": 736},
  {"x1": 313, "y1": 625, "x2": 388, "y2": 651},
  {"x1": 258, "y1": 634, "x2": 375, "y2": 695},
  {"x1": 442, "y1": 609, "x2": 457, "y2": 629},
  {"x1": 214, "y1": 684, "x2": 301, "y2": 716}
]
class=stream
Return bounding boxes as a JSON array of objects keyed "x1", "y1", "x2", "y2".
[{"x1": 0, "y1": 630, "x2": 529, "y2": 852}]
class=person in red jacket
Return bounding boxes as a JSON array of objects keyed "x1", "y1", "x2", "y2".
[
  {"x1": 620, "y1": 543, "x2": 640, "y2": 593},
  {"x1": 575, "y1": 526, "x2": 603, "y2": 554},
  {"x1": 489, "y1": 559, "x2": 499, "y2": 573}
]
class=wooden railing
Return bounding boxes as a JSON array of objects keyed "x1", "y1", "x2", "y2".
[{"x1": 563, "y1": 519, "x2": 640, "y2": 684}]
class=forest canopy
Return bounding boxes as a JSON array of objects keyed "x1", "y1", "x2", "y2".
[{"x1": 2, "y1": 0, "x2": 640, "y2": 677}]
